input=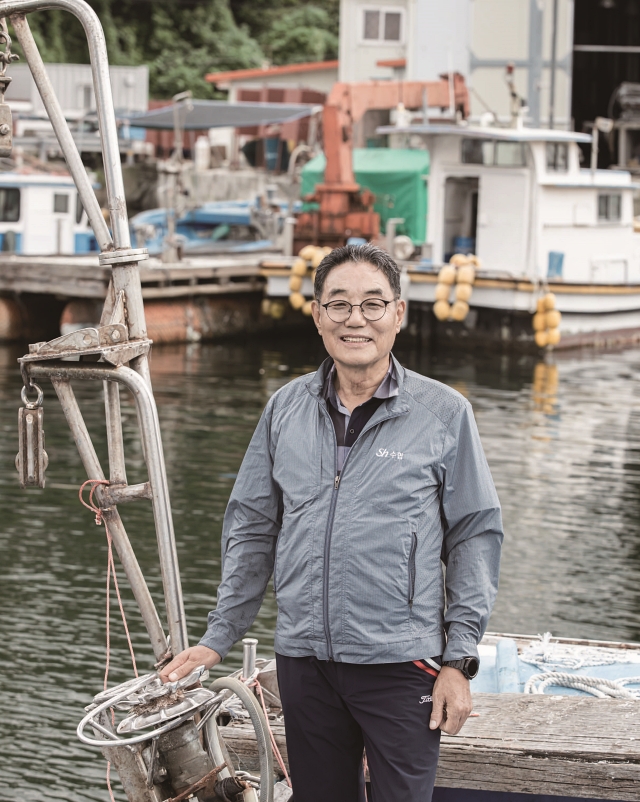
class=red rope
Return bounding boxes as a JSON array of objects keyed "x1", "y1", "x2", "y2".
[
  {"x1": 79, "y1": 479, "x2": 139, "y2": 802},
  {"x1": 252, "y1": 679, "x2": 292, "y2": 788}
]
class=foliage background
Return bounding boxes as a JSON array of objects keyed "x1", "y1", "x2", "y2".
[{"x1": 10, "y1": 0, "x2": 339, "y2": 98}]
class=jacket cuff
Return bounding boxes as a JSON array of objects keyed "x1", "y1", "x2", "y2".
[
  {"x1": 198, "y1": 631, "x2": 235, "y2": 661},
  {"x1": 442, "y1": 639, "x2": 479, "y2": 662}
]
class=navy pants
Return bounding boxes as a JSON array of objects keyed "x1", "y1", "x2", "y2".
[{"x1": 276, "y1": 654, "x2": 441, "y2": 802}]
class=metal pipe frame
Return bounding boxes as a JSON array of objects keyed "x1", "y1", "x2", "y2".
[
  {"x1": 1, "y1": 0, "x2": 129, "y2": 247},
  {"x1": 51, "y1": 378, "x2": 168, "y2": 660},
  {"x1": 31, "y1": 362, "x2": 189, "y2": 655},
  {"x1": 10, "y1": 14, "x2": 112, "y2": 251}
]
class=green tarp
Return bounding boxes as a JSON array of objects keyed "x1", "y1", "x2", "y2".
[{"x1": 301, "y1": 148, "x2": 430, "y2": 245}]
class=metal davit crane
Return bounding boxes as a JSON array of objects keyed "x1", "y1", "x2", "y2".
[{"x1": 294, "y1": 74, "x2": 470, "y2": 251}]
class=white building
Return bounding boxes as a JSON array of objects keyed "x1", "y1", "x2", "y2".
[{"x1": 338, "y1": 0, "x2": 575, "y2": 129}]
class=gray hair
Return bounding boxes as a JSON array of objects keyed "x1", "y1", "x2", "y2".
[{"x1": 313, "y1": 244, "x2": 401, "y2": 300}]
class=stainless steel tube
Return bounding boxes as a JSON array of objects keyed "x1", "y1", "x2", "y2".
[
  {"x1": 34, "y1": 363, "x2": 188, "y2": 654},
  {"x1": 104, "y1": 380, "x2": 127, "y2": 485},
  {"x1": 10, "y1": 14, "x2": 112, "y2": 252},
  {"x1": 242, "y1": 638, "x2": 258, "y2": 679},
  {"x1": 51, "y1": 378, "x2": 168, "y2": 660},
  {"x1": 1, "y1": 0, "x2": 130, "y2": 248}
]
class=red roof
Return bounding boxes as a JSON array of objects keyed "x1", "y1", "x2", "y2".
[
  {"x1": 376, "y1": 58, "x2": 406, "y2": 68},
  {"x1": 206, "y1": 60, "x2": 339, "y2": 84}
]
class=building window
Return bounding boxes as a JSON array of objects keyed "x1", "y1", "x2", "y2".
[
  {"x1": 361, "y1": 7, "x2": 404, "y2": 43},
  {"x1": 54, "y1": 193, "x2": 69, "y2": 214},
  {"x1": 0, "y1": 187, "x2": 20, "y2": 222},
  {"x1": 461, "y1": 139, "x2": 526, "y2": 167},
  {"x1": 546, "y1": 142, "x2": 568, "y2": 171},
  {"x1": 598, "y1": 193, "x2": 622, "y2": 222}
]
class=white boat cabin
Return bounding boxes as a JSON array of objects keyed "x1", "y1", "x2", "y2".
[
  {"x1": 0, "y1": 172, "x2": 97, "y2": 255},
  {"x1": 383, "y1": 124, "x2": 639, "y2": 286}
]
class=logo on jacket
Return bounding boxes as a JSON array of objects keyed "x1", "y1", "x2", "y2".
[
  {"x1": 419, "y1": 695, "x2": 432, "y2": 704},
  {"x1": 376, "y1": 448, "x2": 404, "y2": 459}
]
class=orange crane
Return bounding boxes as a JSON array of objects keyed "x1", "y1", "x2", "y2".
[{"x1": 294, "y1": 73, "x2": 470, "y2": 251}]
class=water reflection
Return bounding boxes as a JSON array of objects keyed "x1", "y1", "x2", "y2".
[{"x1": 2, "y1": 337, "x2": 640, "y2": 799}]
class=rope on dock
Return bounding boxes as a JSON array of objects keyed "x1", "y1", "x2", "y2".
[
  {"x1": 524, "y1": 672, "x2": 640, "y2": 698},
  {"x1": 520, "y1": 631, "x2": 640, "y2": 671}
]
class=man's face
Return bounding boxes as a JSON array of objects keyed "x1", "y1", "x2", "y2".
[{"x1": 311, "y1": 261, "x2": 405, "y2": 370}]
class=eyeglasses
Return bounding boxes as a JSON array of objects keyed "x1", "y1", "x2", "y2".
[{"x1": 321, "y1": 298, "x2": 394, "y2": 323}]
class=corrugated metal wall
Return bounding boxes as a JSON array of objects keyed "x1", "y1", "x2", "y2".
[{"x1": 6, "y1": 63, "x2": 148, "y2": 115}]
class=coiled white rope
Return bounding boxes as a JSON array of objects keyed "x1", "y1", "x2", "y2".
[
  {"x1": 524, "y1": 672, "x2": 640, "y2": 698},
  {"x1": 520, "y1": 632, "x2": 640, "y2": 671}
]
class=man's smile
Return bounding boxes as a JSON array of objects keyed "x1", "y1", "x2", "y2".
[{"x1": 340, "y1": 336, "x2": 373, "y2": 343}]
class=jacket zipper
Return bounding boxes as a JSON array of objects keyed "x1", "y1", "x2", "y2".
[
  {"x1": 319, "y1": 402, "x2": 406, "y2": 661},
  {"x1": 408, "y1": 531, "x2": 417, "y2": 606}
]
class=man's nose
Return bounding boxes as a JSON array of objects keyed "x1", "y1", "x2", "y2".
[{"x1": 346, "y1": 305, "x2": 367, "y2": 325}]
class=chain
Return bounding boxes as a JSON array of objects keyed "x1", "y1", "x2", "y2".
[{"x1": 0, "y1": 18, "x2": 19, "y2": 102}]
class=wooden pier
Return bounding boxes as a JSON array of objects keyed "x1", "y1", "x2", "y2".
[
  {"x1": 0, "y1": 252, "x2": 290, "y2": 343},
  {"x1": 219, "y1": 693, "x2": 640, "y2": 800}
]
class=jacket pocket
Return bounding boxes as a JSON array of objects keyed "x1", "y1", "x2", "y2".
[
  {"x1": 273, "y1": 540, "x2": 280, "y2": 594},
  {"x1": 408, "y1": 531, "x2": 417, "y2": 606}
]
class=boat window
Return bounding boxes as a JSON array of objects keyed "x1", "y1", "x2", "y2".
[
  {"x1": 54, "y1": 193, "x2": 69, "y2": 214},
  {"x1": 546, "y1": 142, "x2": 569, "y2": 171},
  {"x1": 461, "y1": 139, "x2": 526, "y2": 167},
  {"x1": 598, "y1": 193, "x2": 622, "y2": 221},
  {"x1": 495, "y1": 141, "x2": 526, "y2": 167},
  {"x1": 0, "y1": 187, "x2": 20, "y2": 222}
]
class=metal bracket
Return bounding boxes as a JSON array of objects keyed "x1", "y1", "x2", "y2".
[
  {"x1": 99, "y1": 248, "x2": 149, "y2": 267},
  {"x1": 20, "y1": 325, "x2": 152, "y2": 367},
  {"x1": 16, "y1": 401, "x2": 48, "y2": 488}
]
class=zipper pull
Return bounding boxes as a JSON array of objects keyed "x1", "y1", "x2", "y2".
[{"x1": 334, "y1": 474, "x2": 340, "y2": 489}]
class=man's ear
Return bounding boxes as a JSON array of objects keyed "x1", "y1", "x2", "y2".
[{"x1": 311, "y1": 299, "x2": 322, "y2": 334}]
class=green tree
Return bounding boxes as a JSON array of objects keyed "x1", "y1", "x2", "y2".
[{"x1": 263, "y1": 6, "x2": 338, "y2": 65}]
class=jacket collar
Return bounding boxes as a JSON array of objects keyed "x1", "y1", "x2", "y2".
[{"x1": 307, "y1": 353, "x2": 409, "y2": 415}]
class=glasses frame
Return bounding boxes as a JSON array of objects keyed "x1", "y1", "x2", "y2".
[{"x1": 321, "y1": 298, "x2": 394, "y2": 323}]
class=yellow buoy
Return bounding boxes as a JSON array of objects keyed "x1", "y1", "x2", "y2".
[
  {"x1": 289, "y1": 274, "x2": 303, "y2": 292},
  {"x1": 455, "y1": 282, "x2": 473, "y2": 302},
  {"x1": 469, "y1": 255, "x2": 482, "y2": 268},
  {"x1": 438, "y1": 265, "x2": 456, "y2": 285},
  {"x1": 545, "y1": 309, "x2": 561, "y2": 329},
  {"x1": 292, "y1": 258, "x2": 308, "y2": 277},
  {"x1": 270, "y1": 301, "x2": 286, "y2": 320},
  {"x1": 450, "y1": 253, "x2": 470, "y2": 267},
  {"x1": 543, "y1": 292, "x2": 556, "y2": 311},
  {"x1": 289, "y1": 292, "x2": 306, "y2": 310},
  {"x1": 302, "y1": 300, "x2": 314, "y2": 316},
  {"x1": 532, "y1": 313, "x2": 547, "y2": 332},
  {"x1": 311, "y1": 249, "x2": 325, "y2": 269},
  {"x1": 299, "y1": 245, "x2": 316, "y2": 260},
  {"x1": 435, "y1": 283, "x2": 451, "y2": 301},
  {"x1": 322, "y1": 246, "x2": 332, "y2": 255},
  {"x1": 547, "y1": 327, "x2": 561, "y2": 346},
  {"x1": 451, "y1": 300, "x2": 469, "y2": 321},
  {"x1": 534, "y1": 329, "x2": 549, "y2": 348},
  {"x1": 457, "y1": 265, "x2": 476, "y2": 285},
  {"x1": 433, "y1": 299, "x2": 451, "y2": 320},
  {"x1": 261, "y1": 298, "x2": 271, "y2": 316},
  {"x1": 536, "y1": 297, "x2": 546, "y2": 315}
]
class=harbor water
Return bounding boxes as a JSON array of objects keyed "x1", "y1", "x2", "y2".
[{"x1": 2, "y1": 334, "x2": 640, "y2": 800}]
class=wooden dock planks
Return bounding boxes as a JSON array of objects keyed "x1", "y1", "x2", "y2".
[
  {"x1": 0, "y1": 254, "x2": 268, "y2": 300},
  {"x1": 219, "y1": 693, "x2": 640, "y2": 799}
]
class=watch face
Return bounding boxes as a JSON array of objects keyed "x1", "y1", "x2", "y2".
[{"x1": 464, "y1": 657, "x2": 480, "y2": 679}]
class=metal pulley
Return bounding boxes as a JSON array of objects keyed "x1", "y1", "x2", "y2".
[
  {"x1": 0, "y1": 17, "x2": 18, "y2": 158},
  {"x1": 16, "y1": 383, "x2": 48, "y2": 488}
]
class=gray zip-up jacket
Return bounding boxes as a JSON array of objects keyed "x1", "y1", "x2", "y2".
[{"x1": 200, "y1": 355, "x2": 503, "y2": 664}]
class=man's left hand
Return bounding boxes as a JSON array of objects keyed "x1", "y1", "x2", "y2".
[{"x1": 429, "y1": 666, "x2": 473, "y2": 735}]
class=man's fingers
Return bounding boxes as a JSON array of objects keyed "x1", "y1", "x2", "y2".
[
  {"x1": 159, "y1": 651, "x2": 191, "y2": 682},
  {"x1": 429, "y1": 694, "x2": 444, "y2": 730}
]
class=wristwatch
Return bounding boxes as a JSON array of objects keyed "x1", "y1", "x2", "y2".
[{"x1": 442, "y1": 657, "x2": 480, "y2": 680}]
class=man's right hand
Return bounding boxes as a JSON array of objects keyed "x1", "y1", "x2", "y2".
[{"x1": 159, "y1": 645, "x2": 221, "y2": 683}]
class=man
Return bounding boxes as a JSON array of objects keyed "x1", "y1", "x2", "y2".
[{"x1": 162, "y1": 244, "x2": 503, "y2": 802}]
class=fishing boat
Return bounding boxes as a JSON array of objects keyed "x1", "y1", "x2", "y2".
[{"x1": 0, "y1": 169, "x2": 98, "y2": 254}]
